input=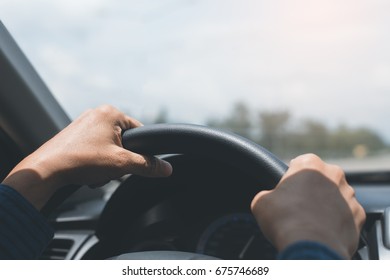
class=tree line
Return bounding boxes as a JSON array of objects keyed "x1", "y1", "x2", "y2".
[{"x1": 207, "y1": 102, "x2": 387, "y2": 159}]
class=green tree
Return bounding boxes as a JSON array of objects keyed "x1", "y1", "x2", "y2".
[
  {"x1": 207, "y1": 101, "x2": 388, "y2": 159},
  {"x1": 329, "y1": 125, "x2": 386, "y2": 157},
  {"x1": 288, "y1": 119, "x2": 330, "y2": 157},
  {"x1": 258, "y1": 110, "x2": 290, "y2": 155},
  {"x1": 208, "y1": 102, "x2": 253, "y2": 139}
]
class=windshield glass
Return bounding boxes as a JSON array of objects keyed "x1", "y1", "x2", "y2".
[{"x1": 1, "y1": 0, "x2": 390, "y2": 171}]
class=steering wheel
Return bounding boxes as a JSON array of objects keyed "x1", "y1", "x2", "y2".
[
  {"x1": 105, "y1": 123, "x2": 288, "y2": 259},
  {"x1": 122, "y1": 124, "x2": 287, "y2": 183}
]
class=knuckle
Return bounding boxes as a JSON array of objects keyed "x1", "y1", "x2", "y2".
[
  {"x1": 294, "y1": 153, "x2": 322, "y2": 166},
  {"x1": 360, "y1": 206, "x2": 367, "y2": 223},
  {"x1": 349, "y1": 186, "x2": 356, "y2": 197},
  {"x1": 332, "y1": 164, "x2": 345, "y2": 176},
  {"x1": 251, "y1": 190, "x2": 272, "y2": 212},
  {"x1": 98, "y1": 104, "x2": 115, "y2": 111},
  {"x1": 96, "y1": 104, "x2": 118, "y2": 116},
  {"x1": 329, "y1": 164, "x2": 347, "y2": 183},
  {"x1": 354, "y1": 203, "x2": 366, "y2": 230},
  {"x1": 89, "y1": 105, "x2": 124, "y2": 124}
]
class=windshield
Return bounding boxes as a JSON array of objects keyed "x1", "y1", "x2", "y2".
[{"x1": 1, "y1": 0, "x2": 390, "y2": 171}]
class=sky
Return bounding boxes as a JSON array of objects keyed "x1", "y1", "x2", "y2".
[{"x1": 1, "y1": 0, "x2": 390, "y2": 140}]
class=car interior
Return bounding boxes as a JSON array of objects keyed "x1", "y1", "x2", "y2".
[{"x1": 2, "y1": 19, "x2": 390, "y2": 260}]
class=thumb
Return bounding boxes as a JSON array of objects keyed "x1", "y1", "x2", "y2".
[{"x1": 120, "y1": 149, "x2": 173, "y2": 178}]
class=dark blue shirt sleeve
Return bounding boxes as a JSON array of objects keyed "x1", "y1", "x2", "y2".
[
  {"x1": 278, "y1": 240, "x2": 344, "y2": 260},
  {"x1": 0, "y1": 184, "x2": 54, "y2": 259}
]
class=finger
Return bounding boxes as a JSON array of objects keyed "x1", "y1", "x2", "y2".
[
  {"x1": 288, "y1": 153, "x2": 324, "y2": 173},
  {"x1": 251, "y1": 190, "x2": 272, "y2": 212},
  {"x1": 324, "y1": 163, "x2": 347, "y2": 184},
  {"x1": 279, "y1": 153, "x2": 327, "y2": 186},
  {"x1": 120, "y1": 150, "x2": 173, "y2": 177},
  {"x1": 94, "y1": 105, "x2": 144, "y2": 130},
  {"x1": 118, "y1": 115, "x2": 143, "y2": 130},
  {"x1": 353, "y1": 201, "x2": 366, "y2": 230}
]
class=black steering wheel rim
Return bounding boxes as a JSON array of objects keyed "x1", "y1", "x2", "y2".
[{"x1": 122, "y1": 123, "x2": 288, "y2": 187}]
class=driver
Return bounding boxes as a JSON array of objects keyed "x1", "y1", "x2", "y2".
[{"x1": 0, "y1": 105, "x2": 365, "y2": 259}]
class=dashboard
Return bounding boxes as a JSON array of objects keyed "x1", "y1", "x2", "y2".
[
  {"x1": 44, "y1": 155, "x2": 390, "y2": 260},
  {"x1": 195, "y1": 212, "x2": 276, "y2": 259}
]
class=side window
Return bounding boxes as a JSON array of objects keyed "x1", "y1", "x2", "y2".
[{"x1": 0, "y1": 128, "x2": 22, "y2": 181}]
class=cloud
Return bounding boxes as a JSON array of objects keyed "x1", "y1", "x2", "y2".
[
  {"x1": 1, "y1": 0, "x2": 390, "y2": 141},
  {"x1": 370, "y1": 64, "x2": 390, "y2": 90}
]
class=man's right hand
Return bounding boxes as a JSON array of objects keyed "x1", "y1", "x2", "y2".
[{"x1": 251, "y1": 154, "x2": 366, "y2": 259}]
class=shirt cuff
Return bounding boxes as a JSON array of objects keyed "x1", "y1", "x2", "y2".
[
  {"x1": 277, "y1": 240, "x2": 345, "y2": 260},
  {"x1": 0, "y1": 184, "x2": 54, "y2": 259}
]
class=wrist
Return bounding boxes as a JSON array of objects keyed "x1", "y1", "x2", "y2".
[{"x1": 2, "y1": 154, "x2": 64, "y2": 210}]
